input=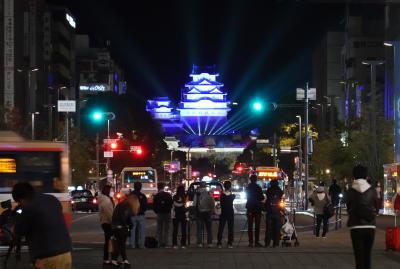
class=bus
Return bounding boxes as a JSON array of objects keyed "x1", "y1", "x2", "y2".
[
  {"x1": 120, "y1": 167, "x2": 158, "y2": 204},
  {"x1": 255, "y1": 166, "x2": 286, "y2": 190},
  {"x1": 0, "y1": 131, "x2": 72, "y2": 227}
]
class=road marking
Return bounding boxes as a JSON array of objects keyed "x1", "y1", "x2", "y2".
[{"x1": 72, "y1": 214, "x2": 96, "y2": 223}]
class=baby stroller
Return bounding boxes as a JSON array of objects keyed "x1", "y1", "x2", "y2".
[{"x1": 281, "y1": 211, "x2": 299, "y2": 247}]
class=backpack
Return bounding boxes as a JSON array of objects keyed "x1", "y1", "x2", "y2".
[{"x1": 196, "y1": 191, "x2": 214, "y2": 212}]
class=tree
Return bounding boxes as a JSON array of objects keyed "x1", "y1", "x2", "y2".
[{"x1": 69, "y1": 130, "x2": 93, "y2": 186}]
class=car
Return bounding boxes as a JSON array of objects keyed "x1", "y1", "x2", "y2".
[
  {"x1": 70, "y1": 189, "x2": 98, "y2": 213},
  {"x1": 187, "y1": 180, "x2": 224, "y2": 202}
]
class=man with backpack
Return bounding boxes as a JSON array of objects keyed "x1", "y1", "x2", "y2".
[
  {"x1": 345, "y1": 165, "x2": 378, "y2": 269},
  {"x1": 153, "y1": 182, "x2": 173, "y2": 248},
  {"x1": 193, "y1": 181, "x2": 215, "y2": 247},
  {"x1": 264, "y1": 180, "x2": 284, "y2": 247}
]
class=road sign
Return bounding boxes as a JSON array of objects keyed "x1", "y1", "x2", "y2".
[
  {"x1": 103, "y1": 138, "x2": 118, "y2": 144},
  {"x1": 296, "y1": 88, "x2": 316, "y2": 101},
  {"x1": 256, "y1": 139, "x2": 270, "y2": 144},
  {"x1": 104, "y1": 151, "x2": 113, "y2": 158},
  {"x1": 57, "y1": 100, "x2": 76, "y2": 112}
]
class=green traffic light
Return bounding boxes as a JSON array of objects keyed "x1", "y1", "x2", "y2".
[
  {"x1": 92, "y1": 111, "x2": 103, "y2": 121},
  {"x1": 253, "y1": 102, "x2": 263, "y2": 111}
]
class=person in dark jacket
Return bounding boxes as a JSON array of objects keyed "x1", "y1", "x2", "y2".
[
  {"x1": 217, "y1": 181, "x2": 236, "y2": 248},
  {"x1": 111, "y1": 194, "x2": 139, "y2": 266},
  {"x1": 153, "y1": 182, "x2": 173, "y2": 248},
  {"x1": 329, "y1": 179, "x2": 342, "y2": 206},
  {"x1": 129, "y1": 182, "x2": 147, "y2": 249},
  {"x1": 309, "y1": 182, "x2": 331, "y2": 238},
  {"x1": 245, "y1": 174, "x2": 264, "y2": 247},
  {"x1": 345, "y1": 165, "x2": 378, "y2": 269},
  {"x1": 264, "y1": 180, "x2": 284, "y2": 247},
  {"x1": 172, "y1": 185, "x2": 187, "y2": 249},
  {"x1": 12, "y1": 182, "x2": 72, "y2": 269}
]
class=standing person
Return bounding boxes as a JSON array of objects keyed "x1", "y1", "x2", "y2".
[
  {"x1": 245, "y1": 174, "x2": 264, "y2": 247},
  {"x1": 153, "y1": 182, "x2": 173, "y2": 248},
  {"x1": 12, "y1": 182, "x2": 72, "y2": 269},
  {"x1": 329, "y1": 179, "x2": 342, "y2": 206},
  {"x1": 172, "y1": 185, "x2": 187, "y2": 249},
  {"x1": 98, "y1": 184, "x2": 115, "y2": 265},
  {"x1": 309, "y1": 182, "x2": 331, "y2": 238},
  {"x1": 111, "y1": 194, "x2": 139, "y2": 266},
  {"x1": 345, "y1": 165, "x2": 378, "y2": 269},
  {"x1": 264, "y1": 180, "x2": 284, "y2": 247},
  {"x1": 129, "y1": 182, "x2": 147, "y2": 249},
  {"x1": 193, "y1": 181, "x2": 215, "y2": 247},
  {"x1": 374, "y1": 181, "x2": 383, "y2": 211},
  {"x1": 217, "y1": 181, "x2": 235, "y2": 249}
]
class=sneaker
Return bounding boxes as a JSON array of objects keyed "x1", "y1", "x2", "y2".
[
  {"x1": 197, "y1": 243, "x2": 203, "y2": 248},
  {"x1": 217, "y1": 243, "x2": 222, "y2": 249},
  {"x1": 322, "y1": 236, "x2": 327, "y2": 239},
  {"x1": 164, "y1": 245, "x2": 171, "y2": 249},
  {"x1": 181, "y1": 245, "x2": 187, "y2": 249},
  {"x1": 103, "y1": 260, "x2": 111, "y2": 265},
  {"x1": 227, "y1": 244, "x2": 233, "y2": 249},
  {"x1": 111, "y1": 260, "x2": 119, "y2": 267},
  {"x1": 173, "y1": 245, "x2": 179, "y2": 249},
  {"x1": 123, "y1": 260, "x2": 130, "y2": 265},
  {"x1": 207, "y1": 244, "x2": 214, "y2": 248}
]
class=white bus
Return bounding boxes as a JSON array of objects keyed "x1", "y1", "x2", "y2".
[{"x1": 120, "y1": 167, "x2": 158, "y2": 204}]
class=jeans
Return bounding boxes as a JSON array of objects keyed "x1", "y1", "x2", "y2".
[
  {"x1": 315, "y1": 214, "x2": 329, "y2": 237},
  {"x1": 130, "y1": 215, "x2": 145, "y2": 248},
  {"x1": 217, "y1": 215, "x2": 234, "y2": 245},
  {"x1": 172, "y1": 217, "x2": 187, "y2": 246},
  {"x1": 351, "y1": 228, "x2": 375, "y2": 269},
  {"x1": 265, "y1": 213, "x2": 281, "y2": 247},
  {"x1": 101, "y1": 223, "x2": 112, "y2": 261},
  {"x1": 247, "y1": 212, "x2": 261, "y2": 244},
  {"x1": 112, "y1": 227, "x2": 129, "y2": 261},
  {"x1": 196, "y1": 211, "x2": 213, "y2": 244},
  {"x1": 157, "y1": 213, "x2": 171, "y2": 247}
]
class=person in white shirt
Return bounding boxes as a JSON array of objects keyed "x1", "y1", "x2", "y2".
[{"x1": 98, "y1": 184, "x2": 115, "y2": 265}]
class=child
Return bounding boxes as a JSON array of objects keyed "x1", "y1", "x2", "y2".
[{"x1": 217, "y1": 181, "x2": 236, "y2": 248}]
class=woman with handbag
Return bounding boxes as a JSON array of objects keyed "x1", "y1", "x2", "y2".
[
  {"x1": 309, "y1": 182, "x2": 331, "y2": 238},
  {"x1": 111, "y1": 194, "x2": 139, "y2": 266}
]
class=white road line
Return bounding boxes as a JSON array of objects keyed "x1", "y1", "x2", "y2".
[{"x1": 72, "y1": 214, "x2": 96, "y2": 223}]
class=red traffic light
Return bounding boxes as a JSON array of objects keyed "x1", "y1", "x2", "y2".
[
  {"x1": 136, "y1": 147, "x2": 143, "y2": 155},
  {"x1": 110, "y1": 142, "x2": 118, "y2": 150}
]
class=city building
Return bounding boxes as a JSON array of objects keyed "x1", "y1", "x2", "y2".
[{"x1": 0, "y1": 0, "x2": 77, "y2": 140}]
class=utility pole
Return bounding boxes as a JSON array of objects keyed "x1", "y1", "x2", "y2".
[
  {"x1": 96, "y1": 132, "x2": 100, "y2": 180},
  {"x1": 305, "y1": 82, "x2": 309, "y2": 210},
  {"x1": 273, "y1": 133, "x2": 277, "y2": 167}
]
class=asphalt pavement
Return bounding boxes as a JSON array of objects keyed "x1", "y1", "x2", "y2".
[{"x1": 2, "y1": 213, "x2": 400, "y2": 269}]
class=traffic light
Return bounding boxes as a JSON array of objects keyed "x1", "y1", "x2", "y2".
[
  {"x1": 110, "y1": 142, "x2": 118, "y2": 150},
  {"x1": 91, "y1": 111, "x2": 103, "y2": 122},
  {"x1": 251, "y1": 100, "x2": 265, "y2": 113}
]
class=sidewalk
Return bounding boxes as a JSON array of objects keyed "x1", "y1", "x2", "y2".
[{"x1": 5, "y1": 228, "x2": 400, "y2": 269}]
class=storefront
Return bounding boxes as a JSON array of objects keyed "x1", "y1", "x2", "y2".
[{"x1": 383, "y1": 163, "x2": 400, "y2": 214}]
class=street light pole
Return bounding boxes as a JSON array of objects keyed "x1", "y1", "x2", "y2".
[
  {"x1": 30, "y1": 112, "x2": 39, "y2": 140},
  {"x1": 296, "y1": 115, "x2": 302, "y2": 210},
  {"x1": 305, "y1": 82, "x2": 310, "y2": 210}
]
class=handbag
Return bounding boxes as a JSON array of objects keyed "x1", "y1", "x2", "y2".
[{"x1": 323, "y1": 203, "x2": 334, "y2": 218}]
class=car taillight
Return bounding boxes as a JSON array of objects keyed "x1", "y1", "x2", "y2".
[
  {"x1": 212, "y1": 190, "x2": 221, "y2": 199},
  {"x1": 116, "y1": 193, "x2": 121, "y2": 200},
  {"x1": 92, "y1": 198, "x2": 97, "y2": 204},
  {"x1": 126, "y1": 184, "x2": 130, "y2": 188},
  {"x1": 70, "y1": 200, "x2": 75, "y2": 204},
  {"x1": 150, "y1": 183, "x2": 154, "y2": 188}
]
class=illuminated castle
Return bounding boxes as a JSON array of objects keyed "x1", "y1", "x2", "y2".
[{"x1": 147, "y1": 65, "x2": 231, "y2": 136}]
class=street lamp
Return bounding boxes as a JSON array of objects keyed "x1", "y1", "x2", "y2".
[
  {"x1": 362, "y1": 60, "x2": 384, "y2": 167},
  {"x1": 17, "y1": 68, "x2": 39, "y2": 114},
  {"x1": 30, "y1": 112, "x2": 40, "y2": 140}
]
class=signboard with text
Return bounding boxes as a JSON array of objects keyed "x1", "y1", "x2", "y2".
[{"x1": 58, "y1": 100, "x2": 76, "y2": 112}]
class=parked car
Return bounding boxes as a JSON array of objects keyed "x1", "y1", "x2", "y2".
[{"x1": 70, "y1": 189, "x2": 98, "y2": 213}]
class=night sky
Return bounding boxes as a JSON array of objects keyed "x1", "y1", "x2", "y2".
[{"x1": 51, "y1": 0, "x2": 350, "y2": 132}]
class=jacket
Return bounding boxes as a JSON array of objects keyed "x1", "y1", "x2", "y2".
[
  {"x1": 15, "y1": 193, "x2": 72, "y2": 260},
  {"x1": 193, "y1": 188, "x2": 215, "y2": 213},
  {"x1": 245, "y1": 183, "x2": 264, "y2": 213},
  {"x1": 309, "y1": 187, "x2": 330, "y2": 215},
  {"x1": 98, "y1": 194, "x2": 114, "y2": 224},
  {"x1": 220, "y1": 191, "x2": 235, "y2": 217},
  {"x1": 173, "y1": 194, "x2": 187, "y2": 218},
  {"x1": 111, "y1": 201, "x2": 133, "y2": 228},
  {"x1": 265, "y1": 185, "x2": 283, "y2": 215},
  {"x1": 345, "y1": 179, "x2": 378, "y2": 229},
  {"x1": 153, "y1": 191, "x2": 173, "y2": 214},
  {"x1": 131, "y1": 190, "x2": 147, "y2": 216}
]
